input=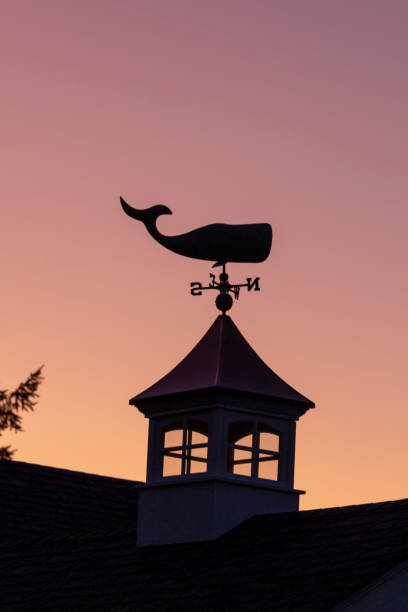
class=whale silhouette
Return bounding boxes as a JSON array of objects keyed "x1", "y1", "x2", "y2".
[{"x1": 120, "y1": 197, "x2": 272, "y2": 267}]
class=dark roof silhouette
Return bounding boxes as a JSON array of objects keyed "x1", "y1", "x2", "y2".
[
  {"x1": 0, "y1": 460, "x2": 139, "y2": 538},
  {"x1": 133, "y1": 315, "x2": 314, "y2": 407},
  {"x1": 1, "y1": 460, "x2": 407, "y2": 611}
]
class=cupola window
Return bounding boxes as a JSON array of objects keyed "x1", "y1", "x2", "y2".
[
  {"x1": 162, "y1": 419, "x2": 208, "y2": 477},
  {"x1": 227, "y1": 421, "x2": 280, "y2": 480}
]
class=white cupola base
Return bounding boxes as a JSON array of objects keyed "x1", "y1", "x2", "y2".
[{"x1": 137, "y1": 475, "x2": 302, "y2": 546}]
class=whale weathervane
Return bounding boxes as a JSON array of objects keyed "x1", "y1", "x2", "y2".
[{"x1": 120, "y1": 196, "x2": 272, "y2": 313}]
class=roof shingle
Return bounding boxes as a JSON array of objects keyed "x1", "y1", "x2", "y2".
[{"x1": 1, "y1": 460, "x2": 407, "y2": 611}]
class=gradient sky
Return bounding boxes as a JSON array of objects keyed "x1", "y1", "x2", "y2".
[{"x1": 1, "y1": 1, "x2": 407, "y2": 510}]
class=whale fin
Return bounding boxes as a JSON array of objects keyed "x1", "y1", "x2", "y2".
[
  {"x1": 120, "y1": 197, "x2": 172, "y2": 228},
  {"x1": 120, "y1": 197, "x2": 145, "y2": 221}
]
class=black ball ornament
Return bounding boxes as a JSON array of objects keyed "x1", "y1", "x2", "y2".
[{"x1": 216, "y1": 293, "x2": 233, "y2": 314}]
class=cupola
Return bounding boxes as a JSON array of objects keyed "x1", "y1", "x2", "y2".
[{"x1": 133, "y1": 314, "x2": 314, "y2": 546}]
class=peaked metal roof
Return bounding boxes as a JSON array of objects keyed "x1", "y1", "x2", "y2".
[{"x1": 133, "y1": 315, "x2": 314, "y2": 407}]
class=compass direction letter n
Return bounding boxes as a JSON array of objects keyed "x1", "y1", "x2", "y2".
[{"x1": 246, "y1": 277, "x2": 260, "y2": 292}]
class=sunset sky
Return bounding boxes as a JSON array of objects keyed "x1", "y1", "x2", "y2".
[{"x1": 2, "y1": 1, "x2": 407, "y2": 510}]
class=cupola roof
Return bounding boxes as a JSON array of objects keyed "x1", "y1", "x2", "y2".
[{"x1": 132, "y1": 315, "x2": 314, "y2": 408}]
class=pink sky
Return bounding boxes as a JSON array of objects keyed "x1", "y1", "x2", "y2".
[{"x1": 1, "y1": 0, "x2": 407, "y2": 509}]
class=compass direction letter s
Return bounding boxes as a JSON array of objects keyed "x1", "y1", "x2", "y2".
[{"x1": 190, "y1": 282, "x2": 203, "y2": 296}]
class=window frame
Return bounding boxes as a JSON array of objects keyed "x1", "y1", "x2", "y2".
[
  {"x1": 162, "y1": 419, "x2": 208, "y2": 476},
  {"x1": 228, "y1": 421, "x2": 280, "y2": 480}
]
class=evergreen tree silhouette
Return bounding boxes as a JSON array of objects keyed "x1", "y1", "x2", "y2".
[{"x1": 0, "y1": 366, "x2": 44, "y2": 459}]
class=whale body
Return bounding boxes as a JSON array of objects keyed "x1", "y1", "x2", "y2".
[{"x1": 120, "y1": 197, "x2": 272, "y2": 266}]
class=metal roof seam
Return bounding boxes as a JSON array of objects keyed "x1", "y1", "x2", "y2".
[{"x1": 213, "y1": 315, "x2": 224, "y2": 386}]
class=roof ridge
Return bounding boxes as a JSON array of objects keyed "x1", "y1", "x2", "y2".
[
  {"x1": 1, "y1": 460, "x2": 140, "y2": 485},
  {"x1": 222, "y1": 496, "x2": 408, "y2": 537},
  {"x1": 213, "y1": 314, "x2": 224, "y2": 386}
]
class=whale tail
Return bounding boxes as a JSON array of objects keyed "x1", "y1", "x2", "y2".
[{"x1": 120, "y1": 197, "x2": 172, "y2": 228}]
